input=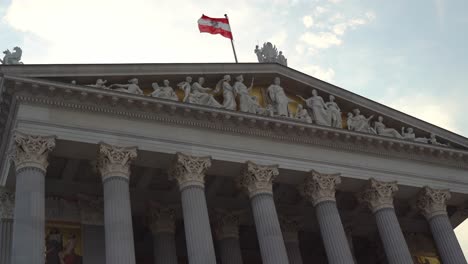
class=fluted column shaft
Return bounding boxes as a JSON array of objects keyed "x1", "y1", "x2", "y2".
[
  {"x1": 219, "y1": 237, "x2": 243, "y2": 264},
  {"x1": 418, "y1": 187, "x2": 467, "y2": 264},
  {"x1": 284, "y1": 240, "x2": 303, "y2": 264},
  {"x1": 0, "y1": 218, "x2": 13, "y2": 264},
  {"x1": 154, "y1": 232, "x2": 178, "y2": 264},
  {"x1": 214, "y1": 210, "x2": 244, "y2": 264}
]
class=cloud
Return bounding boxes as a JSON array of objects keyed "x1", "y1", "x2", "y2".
[
  {"x1": 328, "y1": 0, "x2": 342, "y2": 3},
  {"x1": 299, "y1": 31, "x2": 341, "y2": 49},
  {"x1": 302, "y1": 16, "x2": 314, "y2": 28},
  {"x1": 301, "y1": 65, "x2": 335, "y2": 82}
]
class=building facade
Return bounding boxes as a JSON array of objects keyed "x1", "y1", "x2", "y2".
[{"x1": 0, "y1": 63, "x2": 468, "y2": 264}]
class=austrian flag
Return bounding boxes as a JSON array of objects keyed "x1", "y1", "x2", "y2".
[{"x1": 198, "y1": 15, "x2": 233, "y2": 39}]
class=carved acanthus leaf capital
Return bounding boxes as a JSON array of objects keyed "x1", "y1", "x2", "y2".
[
  {"x1": 148, "y1": 206, "x2": 176, "y2": 234},
  {"x1": 417, "y1": 186, "x2": 450, "y2": 219},
  {"x1": 238, "y1": 161, "x2": 279, "y2": 197},
  {"x1": 213, "y1": 209, "x2": 243, "y2": 240},
  {"x1": 300, "y1": 170, "x2": 341, "y2": 206},
  {"x1": 0, "y1": 187, "x2": 15, "y2": 219},
  {"x1": 97, "y1": 143, "x2": 137, "y2": 181},
  {"x1": 12, "y1": 132, "x2": 56, "y2": 172},
  {"x1": 360, "y1": 178, "x2": 398, "y2": 213},
  {"x1": 168, "y1": 152, "x2": 212, "y2": 189}
]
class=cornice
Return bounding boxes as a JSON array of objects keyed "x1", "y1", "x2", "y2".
[{"x1": 3, "y1": 75, "x2": 468, "y2": 169}]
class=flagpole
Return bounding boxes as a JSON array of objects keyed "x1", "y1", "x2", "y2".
[{"x1": 225, "y1": 14, "x2": 238, "y2": 63}]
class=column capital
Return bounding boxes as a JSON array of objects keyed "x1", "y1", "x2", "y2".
[
  {"x1": 238, "y1": 161, "x2": 279, "y2": 197},
  {"x1": 213, "y1": 210, "x2": 242, "y2": 240},
  {"x1": 12, "y1": 132, "x2": 56, "y2": 172},
  {"x1": 299, "y1": 170, "x2": 341, "y2": 206},
  {"x1": 279, "y1": 216, "x2": 302, "y2": 243},
  {"x1": 360, "y1": 178, "x2": 398, "y2": 213},
  {"x1": 417, "y1": 186, "x2": 450, "y2": 219},
  {"x1": 97, "y1": 143, "x2": 137, "y2": 181},
  {"x1": 169, "y1": 152, "x2": 211, "y2": 189},
  {"x1": 149, "y1": 206, "x2": 176, "y2": 234},
  {"x1": 0, "y1": 187, "x2": 14, "y2": 219}
]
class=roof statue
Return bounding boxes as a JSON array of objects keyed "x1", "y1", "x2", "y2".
[
  {"x1": 0, "y1": 46, "x2": 23, "y2": 65},
  {"x1": 255, "y1": 42, "x2": 287, "y2": 66}
]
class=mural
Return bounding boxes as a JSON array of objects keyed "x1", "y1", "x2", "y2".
[{"x1": 45, "y1": 222, "x2": 83, "y2": 264}]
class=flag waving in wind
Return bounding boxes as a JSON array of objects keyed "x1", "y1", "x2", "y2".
[{"x1": 198, "y1": 14, "x2": 233, "y2": 40}]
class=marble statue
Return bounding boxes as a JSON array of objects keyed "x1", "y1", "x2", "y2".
[
  {"x1": 298, "y1": 89, "x2": 331, "y2": 126},
  {"x1": 267, "y1": 77, "x2": 294, "y2": 117},
  {"x1": 182, "y1": 77, "x2": 222, "y2": 108},
  {"x1": 429, "y1": 133, "x2": 447, "y2": 146},
  {"x1": 109, "y1": 78, "x2": 143, "y2": 95},
  {"x1": 151, "y1": 80, "x2": 179, "y2": 101},
  {"x1": 295, "y1": 104, "x2": 312, "y2": 123},
  {"x1": 87, "y1": 79, "x2": 108, "y2": 89},
  {"x1": 0, "y1": 47, "x2": 23, "y2": 64},
  {"x1": 401, "y1": 127, "x2": 429, "y2": 143},
  {"x1": 216, "y1": 75, "x2": 237, "y2": 110},
  {"x1": 254, "y1": 42, "x2": 287, "y2": 66},
  {"x1": 326, "y1": 95, "x2": 342, "y2": 128},
  {"x1": 347, "y1": 109, "x2": 375, "y2": 134},
  {"x1": 233, "y1": 75, "x2": 262, "y2": 114},
  {"x1": 374, "y1": 116, "x2": 403, "y2": 138}
]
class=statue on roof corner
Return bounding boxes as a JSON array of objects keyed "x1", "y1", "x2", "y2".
[
  {"x1": 255, "y1": 42, "x2": 287, "y2": 66},
  {"x1": 0, "y1": 46, "x2": 23, "y2": 65}
]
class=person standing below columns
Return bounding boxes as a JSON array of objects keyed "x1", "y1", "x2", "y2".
[
  {"x1": 213, "y1": 210, "x2": 244, "y2": 264},
  {"x1": 168, "y1": 152, "x2": 216, "y2": 264},
  {"x1": 279, "y1": 217, "x2": 303, "y2": 264},
  {"x1": 238, "y1": 161, "x2": 289, "y2": 264},
  {"x1": 299, "y1": 170, "x2": 354, "y2": 264},
  {"x1": 97, "y1": 143, "x2": 138, "y2": 264},
  {"x1": 0, "y1": 187, "x2": 14, "y2": 264},
  {"x1": 148, "y1": 206, "x2": 178, "y2": 264},
  {"x1": 360, "y1": 178, "x2": 413, "y2": 264},
  {"x1": 11, "y1": 132, "x2": 55, "y2": 264},
  {"x1": 417, "y1": 186, "x2": 467, "y2": 264}
]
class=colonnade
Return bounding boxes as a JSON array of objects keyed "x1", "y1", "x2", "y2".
[{"x1": 1, "y1": 132, "x2": 467, "y2": 264}]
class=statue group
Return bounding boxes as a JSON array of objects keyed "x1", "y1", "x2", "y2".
[
  {"x1": 0, "y1": 47, "x2": 23, "y2": 65},
  {"x1": 255, "y1": 42, "x2": 287, "y2": 66},
  {"x1": 79, "y1": 75, "x2": 447, "y2": 146}
]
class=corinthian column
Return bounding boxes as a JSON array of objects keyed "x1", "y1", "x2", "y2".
[
  {"x1": 238, "y1": 161, "x2": 289, "y2": 264},
  {"x1": 97, "y1": 143, "x2": 137, "y2": 264},
  {"x1": 149, "y1": 206, "x2": 178, "y2": 264},
  {"x1": 169, "y1": 153, "x2": 216, "y2": 264},
  {"x1": 0, "y1": 187, "x2": 14, "y2": 264},
  {"x1": 279, "y1": 217, "x2": 303, "y2": 264},
  {"x1": 213, "y1": 210, "x2": 244, "y2": 264},
  {"x1": 417, "y1": 187, "x2": 467, "y2": 264},
  {"x1": 299, "y1": 170, "x2": 354, "y2": 264},
  {"x1": 11, "y1": 132, "x2": 55, "y2": 264},
  {"x1": 360, "y1": 178, "x2": 412, "y2": 264}
]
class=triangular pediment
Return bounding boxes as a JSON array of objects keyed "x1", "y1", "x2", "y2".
[{"x1": 1, "y1": 63, "x2": 467, "y2": 151}]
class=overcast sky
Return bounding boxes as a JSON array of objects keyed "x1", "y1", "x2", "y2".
[{"x1": 2, "y1": 0, "x2": 468, "y2": 258}]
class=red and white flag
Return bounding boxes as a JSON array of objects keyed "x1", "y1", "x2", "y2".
[{"x1": 197, "y1": 14, "x2": 233, "y2": 40}]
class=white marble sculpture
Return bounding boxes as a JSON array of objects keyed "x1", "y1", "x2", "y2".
[
  {"x1": 326, "y1": 95, "x2": 342, "y2": 128},
  {"x1": 267, "y1": 77, "x2": 294, "y2": 117},
  {"x1": 233, "y1": 75, "x2": 262, "y2": 114},
  {"x1": 429, "y1": 133, "x2": 447, "y2": 146},
  {"x1": 0, "y1": 47, "x2": 23, "y2": 64},
  {"x1": 87, "y1": 79, "x2": 108, "y2": 89},
  {"x1": 295, "y1": 104, "x2": 312, "y2": 123},
  {"x1": 151, "y1": 80, "x2": 179, "y2": 101},
  {"x1": 347, "y1": 109, "x2": 375, "y2": 134},
  {"x1": 182, "y1": 77, "x2": 222, "y2": 108},
  {"x1": 401, "y1": 127, "x2": 429, "y2": 143},
  {"x1": 254, "y1": 42, "x2": 287, "y2": 66},
  {"x1": 216, "y1": 75, "x2": 237, "y2": 110},
  {"x1": 374, "y1": 116, "x2": 403, "y2": 138},
  {"x1": 298, "y1": 89, "x2": 331, "y2": 126},
  {"x1": 109, "y1": 78, "x2": 143, "y2": 95}
]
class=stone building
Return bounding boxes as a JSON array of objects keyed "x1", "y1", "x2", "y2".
[{"x1": 0, "y1": 63, "x2": 467, "y2": 264}]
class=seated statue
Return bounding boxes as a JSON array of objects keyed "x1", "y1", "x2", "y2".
[
  {"x1": 87, "y1": 79, "x2": 108, "y2": 89},
  {"x1": 347, "y1": 109, "x2": 375, "y2": 134},
  {"x1": 151, "y1": 80, "x2": 178, "y2": 101},
  {"x1": 295, "y1": 104, "x2": 312, "y2": 123},
  {"x1": 109, "y1": 78, "x2": 143, "y2": 95},
  {"x1": 179, "y1": 77, "x2": 222, "y2": 108},
  {"x1": 0, "y1": 47, "x2": 23, "y2": 64},
  {"x1": 374, "y1": 116, "x2": 402, "y2": 138}
]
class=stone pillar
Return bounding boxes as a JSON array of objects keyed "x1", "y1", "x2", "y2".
[
  {"x1": 11, "y1": 132, "x2": 55, "y2": 264},
  {"x1": 148, "y1": 206, "x2": 178, "y2": 264},
  {"x1": 360, "y1": 178, "x2": 413, "y2": 264},
  {"x1": 79, "y1": 195, "x2": 106, "y2": 264},
  {"x1": 299, "y1": 170, "x2": 354, "y2": 264},
  {"x1": 97, "y1": 143, "x2": 138, "y2": 264},
  {"x1": 279, "y1": 217, "x2": 303, "y2": 264},
  {"x1": 238, "y1": 161, "x2": 289, "y2": 264},
  {"x1": 169, "y1": 152, "x2": 216, "y2": 264},
  {"x1": 417, "y1": 187, "x2": 467, "y2": 264},
  {"x1": 213, "y1": 210, "x2": 244, "y2": 264},
  {"x1": 0, "y1": 187, "x2": 14, "y2": 264}
]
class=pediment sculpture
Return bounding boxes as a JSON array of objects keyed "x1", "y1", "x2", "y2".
[
  {"x1": 0, "y1": 46, "x2": 23, "y2": 65},
  {"x1": 151, "y1": 80, "x2": 178, "y2": 101}
]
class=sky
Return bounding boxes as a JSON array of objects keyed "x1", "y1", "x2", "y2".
[{"x1": 1, "y1": 0, "x2": 468, "y2": 258}]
